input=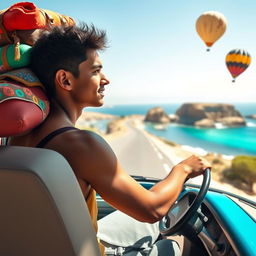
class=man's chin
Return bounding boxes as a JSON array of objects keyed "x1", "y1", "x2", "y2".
[
  {"x1": 97, "y1": 100, "x2": 104, "y2": 107},
  {"x1": 90, "y1": 101, "x2": 104, "y2": 108}
]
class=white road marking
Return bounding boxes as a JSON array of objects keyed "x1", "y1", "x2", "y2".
[
  {"x1": 157, "y1": 152, "x2": 163, "y2": 159},
  {"x1": 163, "y1": 163, "x2": 170, "y2": 173},
  {"x1": 150, "y1": 140, "x2": 164, "y2": 159}
]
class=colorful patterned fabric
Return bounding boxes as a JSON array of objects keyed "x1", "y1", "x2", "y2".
[
  {"x1": 0, "y1": 81, "x2": 49, "y2": 118},
  {"x1": 0, "y1": 68, "x2": 43, "y2": 88}
]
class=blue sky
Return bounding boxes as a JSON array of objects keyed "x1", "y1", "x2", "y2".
[{"x1": 2, "y1": 0, "x2": 256, "y2": 104}]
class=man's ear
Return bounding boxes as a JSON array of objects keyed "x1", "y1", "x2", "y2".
[{"x1": 55, "y1": 70, "x2": 73, "y2": 91}]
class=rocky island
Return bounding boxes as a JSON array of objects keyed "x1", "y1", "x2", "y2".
[
  {"x1": 144, "y1": 103, "x2": 246, "y2": 128},
  {"x1": 246, "y1": 114, "x2": 256, "y2": 120},
  {"x1": 144, "y1": 107, "x2": 170, "y2": 123},
  {"x1": 175, "y1": 103, "x2": 246, "y2": 128}
]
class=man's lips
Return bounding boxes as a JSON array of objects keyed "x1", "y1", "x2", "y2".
[
  {"x1": 98, "y1": 87, "x2": 105, "y2": 96},
  {"x1": 98, "y1": 87, "x2": 105, "y2": 93}
]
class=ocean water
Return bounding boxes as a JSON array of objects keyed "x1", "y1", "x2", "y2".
[
  {"x1": 86, "y1": 103, "x2": 256, "y2": 156},
  {"x1": 86, "y1": 103, "x2": 181, "y2": 116}
]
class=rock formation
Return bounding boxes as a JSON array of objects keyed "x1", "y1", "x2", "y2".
[
  {"x1": 106, "y1": 118, "x2": 126, "y2": 134},
  {"x1": 175, "y1": 103, "x2": 246, "y2": 128},
  {"x1": 245, "y1": 114, "x2": 256, "y2": 119},
  {"x1": 144, "y1": 107, "x2": 170, "y2": 123},
  {"x1": 106, "y1": 121, "x2": 121, "y2": 134}
]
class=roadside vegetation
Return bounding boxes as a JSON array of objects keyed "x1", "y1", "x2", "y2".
[
  {"x1": 157, "y1": 138, "x2": 256, "y2": 195},
  {"x1": 223, "y1": 155, "x2": 256, "y2": 194}
]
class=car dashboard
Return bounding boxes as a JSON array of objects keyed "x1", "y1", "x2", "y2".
[{"x1": 96, "y1": 179, "x2": 256, "y2": 256}]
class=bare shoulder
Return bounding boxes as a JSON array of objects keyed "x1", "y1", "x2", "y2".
[
  {"x1": 47, "y1": 129, "x2": 118, "y2": 184},
  {"x1": 63, "y1": 129, "x2": 114, "y2": 153},
  {"x1": 48, "y1": 128, "x2": 115, "y2": 158}
]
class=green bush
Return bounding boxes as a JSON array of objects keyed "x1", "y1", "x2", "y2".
[{"x1": 228, "y1": 155, "x2": 256, "y2": 191}]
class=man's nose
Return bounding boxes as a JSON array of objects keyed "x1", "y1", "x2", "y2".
[{"x1": 101, "y1": 74, "x2": 110, "y2": 85}]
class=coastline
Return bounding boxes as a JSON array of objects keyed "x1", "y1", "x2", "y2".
[
  {"x1": 131, "y1": 117, "x2": 256, "y2": 201},
  {"x1": 86, "y1": 102, "x2": 256, "y2": 157},
  {"x1": 77, "y1": 112, "x2": 256, "y2": 201}
]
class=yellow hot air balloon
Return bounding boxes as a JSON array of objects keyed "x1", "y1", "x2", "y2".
[{"x1": 196, "y1": 11, "x2": 227, "y2": 51}]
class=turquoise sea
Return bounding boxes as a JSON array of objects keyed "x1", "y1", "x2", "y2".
[{"x1": 86, "y1": 103, "x2": 256, "y2": 157}]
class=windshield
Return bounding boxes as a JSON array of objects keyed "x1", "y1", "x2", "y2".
[
  {"x1": 75, "y1": 1, "x2": 256, "y2": 203},
  {"x1": 82, "y1": 103, "x2": 256, "y2": 202},
  {"x1": 2, "y1": 0, "x2": 255, "y2": 203}
]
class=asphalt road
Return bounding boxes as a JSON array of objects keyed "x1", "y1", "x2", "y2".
[{"x1": 108, "y1": 120, "x2": 174, "y2": 179}]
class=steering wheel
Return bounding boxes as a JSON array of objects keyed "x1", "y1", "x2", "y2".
[{"x1": 159, "y1": 168, "x2": 211, "y2": 236}]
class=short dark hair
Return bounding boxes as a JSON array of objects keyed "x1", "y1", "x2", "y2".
[{"x1": 29, "y1": 23, "x2": 107, "y2": 98}]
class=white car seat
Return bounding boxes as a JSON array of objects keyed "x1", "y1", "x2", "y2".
[{"x1": 0, "y1": 146, "x2": 101, "y2": 256}]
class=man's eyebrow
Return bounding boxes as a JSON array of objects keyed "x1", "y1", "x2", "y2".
[{"x1": 91, "y1": 64, "x2": 103, "y2": 69}]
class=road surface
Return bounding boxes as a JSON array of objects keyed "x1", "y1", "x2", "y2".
[{"x1": 107, "y1": 120, "x2": 174, "y2": 179}]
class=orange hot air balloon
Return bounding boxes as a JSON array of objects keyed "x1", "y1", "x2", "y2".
[
  {"x1": 196, "y1": 11, "x2": 227, "y2": 51},
  {"x1": 225, "y1": 49, "x2": 251, "y2": 82}
]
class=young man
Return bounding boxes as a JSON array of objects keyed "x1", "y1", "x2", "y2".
[{"x1": 9, "y1": 24, "x2": 210, "y2": 255}]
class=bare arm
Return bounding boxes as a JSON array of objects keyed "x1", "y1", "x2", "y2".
[{"x1": 52, "y1": 130, "x2": 210, "y2": 223}]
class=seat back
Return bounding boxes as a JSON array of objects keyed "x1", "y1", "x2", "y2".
[{"x1": 0, "y1": 146, "x2": 101, "y2": 256}]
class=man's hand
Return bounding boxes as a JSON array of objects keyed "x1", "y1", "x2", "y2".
[{"x1": 175, "y1": 155, "x2": 211, "y2": 180}]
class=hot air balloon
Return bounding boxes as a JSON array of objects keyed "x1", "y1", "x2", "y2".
[
  {"x1": 196, "y1": 11, "x2": 227, "y2": 51},
  {"x1": 226, "y1": 49, "x2": 251, "y2": 82}
]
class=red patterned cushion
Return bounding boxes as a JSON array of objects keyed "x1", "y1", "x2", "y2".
[{"x1": 0, "y1": 81, "x2": 50, "y2": 137}]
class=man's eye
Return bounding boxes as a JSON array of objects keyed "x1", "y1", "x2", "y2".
[{"x1": 93, "y1": 69, "x2": 100, "y2": 74}]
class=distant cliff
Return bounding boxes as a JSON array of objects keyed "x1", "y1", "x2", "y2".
[{"x1": 175, "y1": 103, "x2": 246, "y2": 128}]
